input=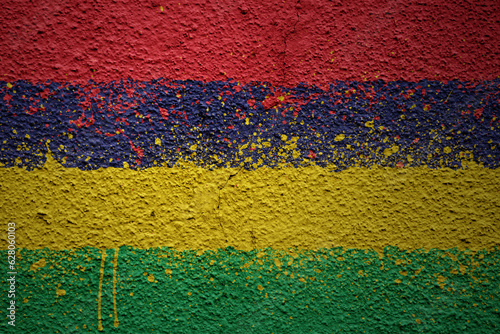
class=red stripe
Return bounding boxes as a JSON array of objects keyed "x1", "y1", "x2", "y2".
[{"x1": 1, "y1": 0, "x2": 498, "y2": 85}]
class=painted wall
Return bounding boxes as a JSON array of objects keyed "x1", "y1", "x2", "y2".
[{"x1": 0, "y1": 0, "x2": 499, "y2": 333}]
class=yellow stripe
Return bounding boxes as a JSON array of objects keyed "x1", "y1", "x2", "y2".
[
  {"x1": 98, "y1": 249, "x2": 106, "y2": 332},
  {"x1": 1, "y1": 155, "x2": 499, "y2": 252},
  {"x1": 113, "y1": 248, "x2": 119, "y2": 328}
]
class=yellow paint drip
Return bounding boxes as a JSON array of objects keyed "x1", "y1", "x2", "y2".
[
  {"x1": 98, "y1": 249, "x2": 106, "y2": 332},
  {"x1": 0, "y1": 154, "x2": 499, "y2": 252},
  {"x1": 113, "y1": 248, "x2": 119, "y2": 328}
]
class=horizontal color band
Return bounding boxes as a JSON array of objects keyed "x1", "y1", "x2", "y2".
[
  {"x1": 1, "y1": 158, "x2": 498, "y2": 251},
  {"x1": 1, "y1": 0, "x2": 499, "y2": 84},
  {"x1": 1, "y1": 79, "x2": 499, "y2": 170},
  {"x1": 1, "y1": 247, "x2": 499, "y2": 333}
]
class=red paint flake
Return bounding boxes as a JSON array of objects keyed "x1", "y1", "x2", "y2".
[
  {"x1": 413, "y1": 138, "x2": 419, "y2": 143},
  {"x1": 396, "y1": 162, "x2": 404, "y2": 168},
  {"x1": 374, "y1": 116, "x2": 380, "y2": 121},
  {"x1": 70, "y1": 110, "x2": 94, "y2": 128},
  {"x1": 87, "y1": 115, "x2": 95, "y2": 126},
  {"x1": 342, "y1": 115, "x2": 347, "y2": 121},
  {"x1": 308, "y1": 150, "x2": 316, "y2": 159},
  {"x1": 228, "y1": 125, "x2": 234, "y2": 130},
  {"x1": 474, "y1": 108, "x2": 483, "y2": 119},
  {"x1": 159, "y1": 107, "x2": 169, "y2": 120},
  {"x1": 129, "y1": 141, "x2": 143, "y2": 160},
  {"x1": 233, "y1": 86, "x2": 241, "y2": 92},
  {"x1": 126, "y1": 88, "x2": 135, "y2": 97},
  {"x1": 27, "y1": 106, "x2": 38, "y2": 115},
  {"x1": 282, "y1": 120, "x2": 287, "y2": 124},
  {"x1": 247, "y1": 99, "x2": 255, "y2": 107},
  {"x1": 3, "y1": 94, "x2": 12, "y2": 103},
  {"x1": 262, "y1": 95, "x2": 279, "y2": 109},
  {"x1": 40, "y1": 88, "x2": 50, "y2": 99}
]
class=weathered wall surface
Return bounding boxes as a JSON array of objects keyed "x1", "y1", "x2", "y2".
[
  {"x1": 1, "y1": 0, "x2": 498, "y2": 85},
  {"x1": 0, "y1": 0, "x2": 499, "y2": 333}
]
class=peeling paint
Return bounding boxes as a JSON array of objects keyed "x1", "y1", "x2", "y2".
[{"x1": 1, "y1": 79, "x2": 499, "y2": 170}]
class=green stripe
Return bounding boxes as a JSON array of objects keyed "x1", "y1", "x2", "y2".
[{"x1": 2, "y1": 247, "x2": 499, "y2": 333}]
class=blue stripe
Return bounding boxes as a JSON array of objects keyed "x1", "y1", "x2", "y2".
[{"x1": 0, "y1": 79, "x2": 499, "y2": 170}]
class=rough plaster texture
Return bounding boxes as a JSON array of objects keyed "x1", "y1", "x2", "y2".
[
  {"x1": 0, "y1": 0, "x2": 499, "y2": 333},
  {"x1": 1, "y1": 0, "x2": 499, "y2": 85},
  {"x1": 2, "y1": 247, "x2": 500, "y2": 333},
  {"x1": 1, "y1": 79, "x2": 499, "y2": 170},
  {"x1": 0, "y1": 154, "x2": 499, "y2": 252}
]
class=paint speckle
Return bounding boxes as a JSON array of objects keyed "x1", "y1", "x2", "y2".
[
  {"x1": 30, "y1": 258, "x2": 46, "y2": 271},
  {"x1": 334, "y1": 134, "x2": 345, "y2": 142}
]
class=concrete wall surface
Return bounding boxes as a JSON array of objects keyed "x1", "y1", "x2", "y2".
[{"x1": 0, "y1": 0, "x2": 499, "y2": 332}]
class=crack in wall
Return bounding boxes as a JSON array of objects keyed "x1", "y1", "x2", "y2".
[
  {"x1": 217, "y1": 165, "x2": 244, "y2": 210},
  {"x1": 216, "y1": 165, "x2": 244, "y2": 238},
  {"x1": 279, "y1": 0, "x2": 301, "y2": 87}
]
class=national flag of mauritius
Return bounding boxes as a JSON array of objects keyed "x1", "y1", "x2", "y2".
[{"x1": 1, "y1": 0, "x2": 499, "y2": 333}]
